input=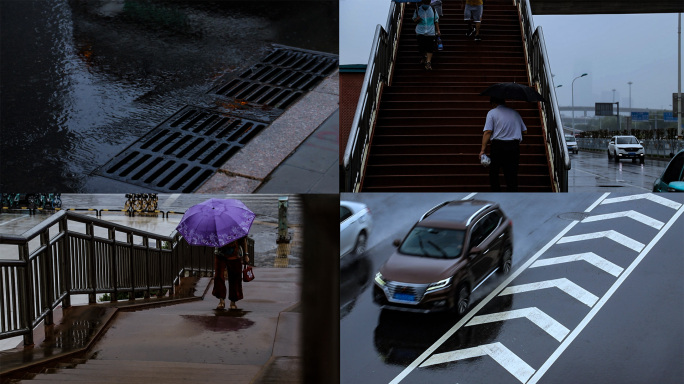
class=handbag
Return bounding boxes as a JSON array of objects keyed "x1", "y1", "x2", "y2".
[{"x1": 242, "y1": 265, "x2": 255, "y2": 282}]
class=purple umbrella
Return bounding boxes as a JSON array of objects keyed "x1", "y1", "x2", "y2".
[{"x1": 176, "y1": 199, "x2": 255, "y2": 247}]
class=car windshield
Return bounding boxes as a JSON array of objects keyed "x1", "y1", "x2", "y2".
[
  {"x1": 399, "y1": 226, "x2": 465, "y2": 259},
  {"x1": 616, "y1": 137, "x2": 639, "y2": 144},
  {"x1": 565, "y1": 136, "x2": 576, "y2": 143}
]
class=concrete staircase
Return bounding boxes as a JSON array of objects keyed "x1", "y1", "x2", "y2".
[{"x1": 361, "y1": 0, "x2": 552, "y2": 191}]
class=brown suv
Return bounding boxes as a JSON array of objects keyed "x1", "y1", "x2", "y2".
[{"x1": 373, "y1": 200, "x2": 513, "y2": 314}]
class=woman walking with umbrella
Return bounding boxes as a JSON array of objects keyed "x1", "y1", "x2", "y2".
[{"x1": 176, "y1": 198, "x2": 255, "y2": 310}]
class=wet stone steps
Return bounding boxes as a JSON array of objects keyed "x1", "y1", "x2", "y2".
[{"x1": 94, "y1": 45, "x2": 337, "y2": 193}]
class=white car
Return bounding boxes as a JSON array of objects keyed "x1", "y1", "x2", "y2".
[
  {"x1": 565, "y1": 135, "x2": 579, "y2": 154},
  {"x1": 608, "y1": 135, "x2": 644, "y2": 164},
  {"x1": 340, "y1": 201, "x2": 372, "y2": 268}
]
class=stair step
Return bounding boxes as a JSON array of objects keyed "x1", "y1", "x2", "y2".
[
  {"x1": 371, "y1": 134, "x2": 544, "y2": 146},
  {"x1": 370, "y1": 143, "x2": 547, "y2": 155},
  {"x1": 362, "y1": 174, "x2": 552, "y2": 189},
  {"x1": 368, "y1": 153, "x2": 550, "y2": 166},
  {"x1": 365, "y1": 164, "x2": 550, "y2": 176}
]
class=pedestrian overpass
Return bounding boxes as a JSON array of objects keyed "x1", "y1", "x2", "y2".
[
  {"x1": 341, "y1": 0, "x2": 683, "y2": 192},
  {"x1": 343, "y1": 0, "x2": 566, "y2": 191}
]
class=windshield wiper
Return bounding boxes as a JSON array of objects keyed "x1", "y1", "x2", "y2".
[{"x1": 427, "y1": 240, "x2": 448, "y2": 258}]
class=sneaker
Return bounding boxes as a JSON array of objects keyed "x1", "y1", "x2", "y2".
[
  {"x1": 474, "y1": 34, "x2": 481, "y2": 41},
  {"x1": 466, "y1": 27, "x2": 475, "y2": 37},
  {"x1": 425, "y1": 62, "x2": 432, "y2": 70}
]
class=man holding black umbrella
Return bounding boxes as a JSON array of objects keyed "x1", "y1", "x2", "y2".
[{"x1": 479, "y1": 97, "x2": 527, "y2": 192}]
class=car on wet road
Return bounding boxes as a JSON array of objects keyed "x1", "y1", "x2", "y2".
[
  {"x1": 653, "y1": 149, "x2": 684, "y2": 192},
  {"x1": 340, "y1": 200, "x2": 373, "y2": 269},
  {"x1": 608, "y1": 135, "x2": 645, "y2": 164},
  {"x1": 565, "y1": 135, "x2": 579, "y2": 154},
  {"x1": 373, "y1": 200, "x2": 513, "y2": 315}
]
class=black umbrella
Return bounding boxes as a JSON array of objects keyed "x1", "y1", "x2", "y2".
[{"x1": 480, "y1": 82, "x2": 546, "y2": 103}]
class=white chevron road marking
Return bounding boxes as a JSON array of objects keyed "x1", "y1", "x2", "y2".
[
  {"x1": 581, "y1": 210, "x2": 664, "y2": 229},
  {"x1": 600, "y1": 193, "x2": 682, "y2": 210},
  {"x1": 500, "y1": 278, "x2": 599, "y2": 307},
  {"x1": 531, "y1": 252, "x2": 624, "y2": 277},
  {"x1": 420, "y1": 342, "x2": 535, "y2": 383},
  {"x1": 557, "y1": 230, "x2": 645, "y2": 253},
  {"x1": 467, "y1": 307, "x2": 570, "y2": 342}
]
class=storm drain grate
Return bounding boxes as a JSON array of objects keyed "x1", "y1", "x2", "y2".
[
  {"x1": 96, "y1": 106, "x2": 267, "y2": 192},
  {"x1": 210, "y1": 45, "x2": 338, "y2": 110}
]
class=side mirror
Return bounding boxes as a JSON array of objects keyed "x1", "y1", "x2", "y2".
[
  {"x1": 640, "y1": 141, "x2": 644, "y2": 145},
  {"x1": 609, "y1": 141, "x2": 614, "y2": 145},
  {"x1": 392, "y1": 239, "x2": 401, "y2": 247}
]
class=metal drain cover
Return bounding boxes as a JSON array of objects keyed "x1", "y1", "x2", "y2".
[
  {"x1": 210, "y1": 45, "x2": 337, "y2": 111},
  {"x1": 96, "y1": 106, "x2": 267, "y2": 192}
]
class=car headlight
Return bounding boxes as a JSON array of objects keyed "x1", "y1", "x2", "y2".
[
  {"x1": 426, "y1": 277, "x2": 453, "y2": 292},
  {"x1": 374, "y1": 272, "x2": 387, "y2": 286}
]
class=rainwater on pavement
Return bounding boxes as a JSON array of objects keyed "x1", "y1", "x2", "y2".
[{"x1": 0, "y1": 0, "x2": 338, "y2": 192}]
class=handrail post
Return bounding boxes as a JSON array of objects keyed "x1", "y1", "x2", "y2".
[
  {"x1": 40, "y1": 230, "x2": 54, "y2": 327},
  {"x1": 18, "y1": 243, "x2": 34, "y2": 346},
  {"x1": 144, "y1": 236, "x2": 151, "y2": 299},
  {"x1": 86, "y1": 222, "x2": 97, "y2": 304},
  {"x1": 109, "y1": 227, "x2": 118, "y2": 302},
  {"x1": 128, "y1": 232, "x2": 135, "y2": 301},
  {"x1": 60, "y1": 216, "x2": 71, "y2": 309}
]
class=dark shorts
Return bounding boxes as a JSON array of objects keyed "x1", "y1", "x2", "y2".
[{"x1": 417, "y1": 34, "x2": 435, "y2": 54}]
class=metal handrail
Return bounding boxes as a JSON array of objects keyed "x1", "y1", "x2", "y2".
[
  {"x1": 516, "y1": 0, "x2": 570, "y2": 192},
  {"x1": 0, "y1": 211, "x2": 214, "y2": 346},
  {"x1": 342, "y1": 2, "x2": 403, "y2": 192}
]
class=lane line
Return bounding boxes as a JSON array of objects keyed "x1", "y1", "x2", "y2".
[
  {"x1": 531, "y1": 252, "x2": 624, "y2": 277},
  {"x1": 388, "y1": 194, "x2": 610, "y2": 384},
  {"x1": 582, "y1": 210, "x2": 664, "y2": 229},
  {"x1": 600, "y1": 193, "x2": 682, "y2": 210},
  {"x1": 420, "y1": 342, "x2": 535, "y2": 384},
  {"x1": 0, "y1": 215, "x2": 30, "y2": 227},
  {"x1": 499, "y1": 278, "x2": 598, "y2": 307},
  {"x1": 527, "y1": 202, "x2": 684, "y2": 384},
  {"x1": 467, "y1": 307, "x2": 570, "y2": 342},
  {"x1": 557, "y1": 230, "x2": 645, "y2": 253}
]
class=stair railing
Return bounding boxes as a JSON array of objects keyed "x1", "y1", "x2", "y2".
[
  {"x1": 516, "y1": 0, "x2": 570, "y2": 192},
  {"x1": 342, "y1": 2, "x2": 404, "y2": 192},
  {"x1": 0, "y1": 211, "x2": 214, "y2": 347}
]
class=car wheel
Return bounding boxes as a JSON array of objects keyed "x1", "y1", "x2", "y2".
[
  {"x1": 607, "y1": 150, "x2": 611, "y2": 160},
  {"x1": 640, "y1": 158, "x2": 644, "y2": 165},
  {"x1": 498, "y1": 247, "x2": 512, "y2": 275},
  {"x1": 455, "y1": 285, "x2": 470, "y2": 316},
  {"x1": 614, "y1": 152, "x2": 620, "y2": 163},
  {"x1": 354, "y1": 232, "x2": 367, "y2": 255}
]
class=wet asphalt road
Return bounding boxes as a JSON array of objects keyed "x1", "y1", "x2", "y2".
[
  {"x1": 340, "y1": 192, "x2": 684, "y2": 384},
  {"x1": 0, "y1": 0, "x2": 338, "y2": 192},
  {"x1": 568, "y1": 150, "x2": 671, "y2": 193}
]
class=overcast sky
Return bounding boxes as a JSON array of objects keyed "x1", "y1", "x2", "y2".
[{"x1": 340, "y1": 0, "x2": 683, "y2": 111}]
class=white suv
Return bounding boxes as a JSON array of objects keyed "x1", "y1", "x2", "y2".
[{"x1": 608, "y1": 135, "x2": 644, "y2": 164}]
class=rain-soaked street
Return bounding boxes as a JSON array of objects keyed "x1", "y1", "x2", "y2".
[
  {"x1": 340, "y1": 192, "x2": 684, "y2": 384},
  {"x1": 0, "y1": 0, "x2": 338, "y2": 192}
]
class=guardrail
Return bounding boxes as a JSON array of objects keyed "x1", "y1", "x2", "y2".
[
  {"x1": 0, "y1": 211, "x2": 215, "y2": 347},
  {"x1": 516, "y1": 0, "x2": 570, "y2": 192},
  {"x1": 342, "y1": 1, "x2": 403, "y2": 192}
]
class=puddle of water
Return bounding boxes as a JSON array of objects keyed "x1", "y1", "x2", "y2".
[
  {"x1": 0, "y1": 0, "x2": 338, "y2": 192},
  {"x1": 181, "y1": 312, "x2": 254, "y2": 332}
]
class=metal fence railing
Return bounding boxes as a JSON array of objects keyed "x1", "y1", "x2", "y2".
[
  {"x1": 342, "y1": 2, "x2": 404, "y2": 192},
  {"x1": 577, "y1": 138, "x2": 684, "y2": 158},
  {"x1": 0, "y1": 211, "x2": 218, "y2": 347},
  {"x1": 516, "y1": 0, "x2": 570, "y2": 192}
]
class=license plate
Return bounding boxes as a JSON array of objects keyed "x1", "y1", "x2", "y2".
[
  {"x1": 628, "y1": 152, "x2": 636, "y2": 156},
  {"x1": 393, "y1": 293, "x2": 415, "y2": 301}
]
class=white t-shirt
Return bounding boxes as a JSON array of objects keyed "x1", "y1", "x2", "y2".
[{"x1": 483, "y1": 105, "x2": 527, "y2": 141}]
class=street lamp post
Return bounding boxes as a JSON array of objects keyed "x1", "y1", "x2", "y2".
[
  {"x1": 572, "y1": 73, "x2": 588, "y2": 134},
  {"x1": 628, "y1": 81, "x2": 633, "y2": 133},
  {"x1": 612, "y1": 89, "x2": 616, "y2": 102}
]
